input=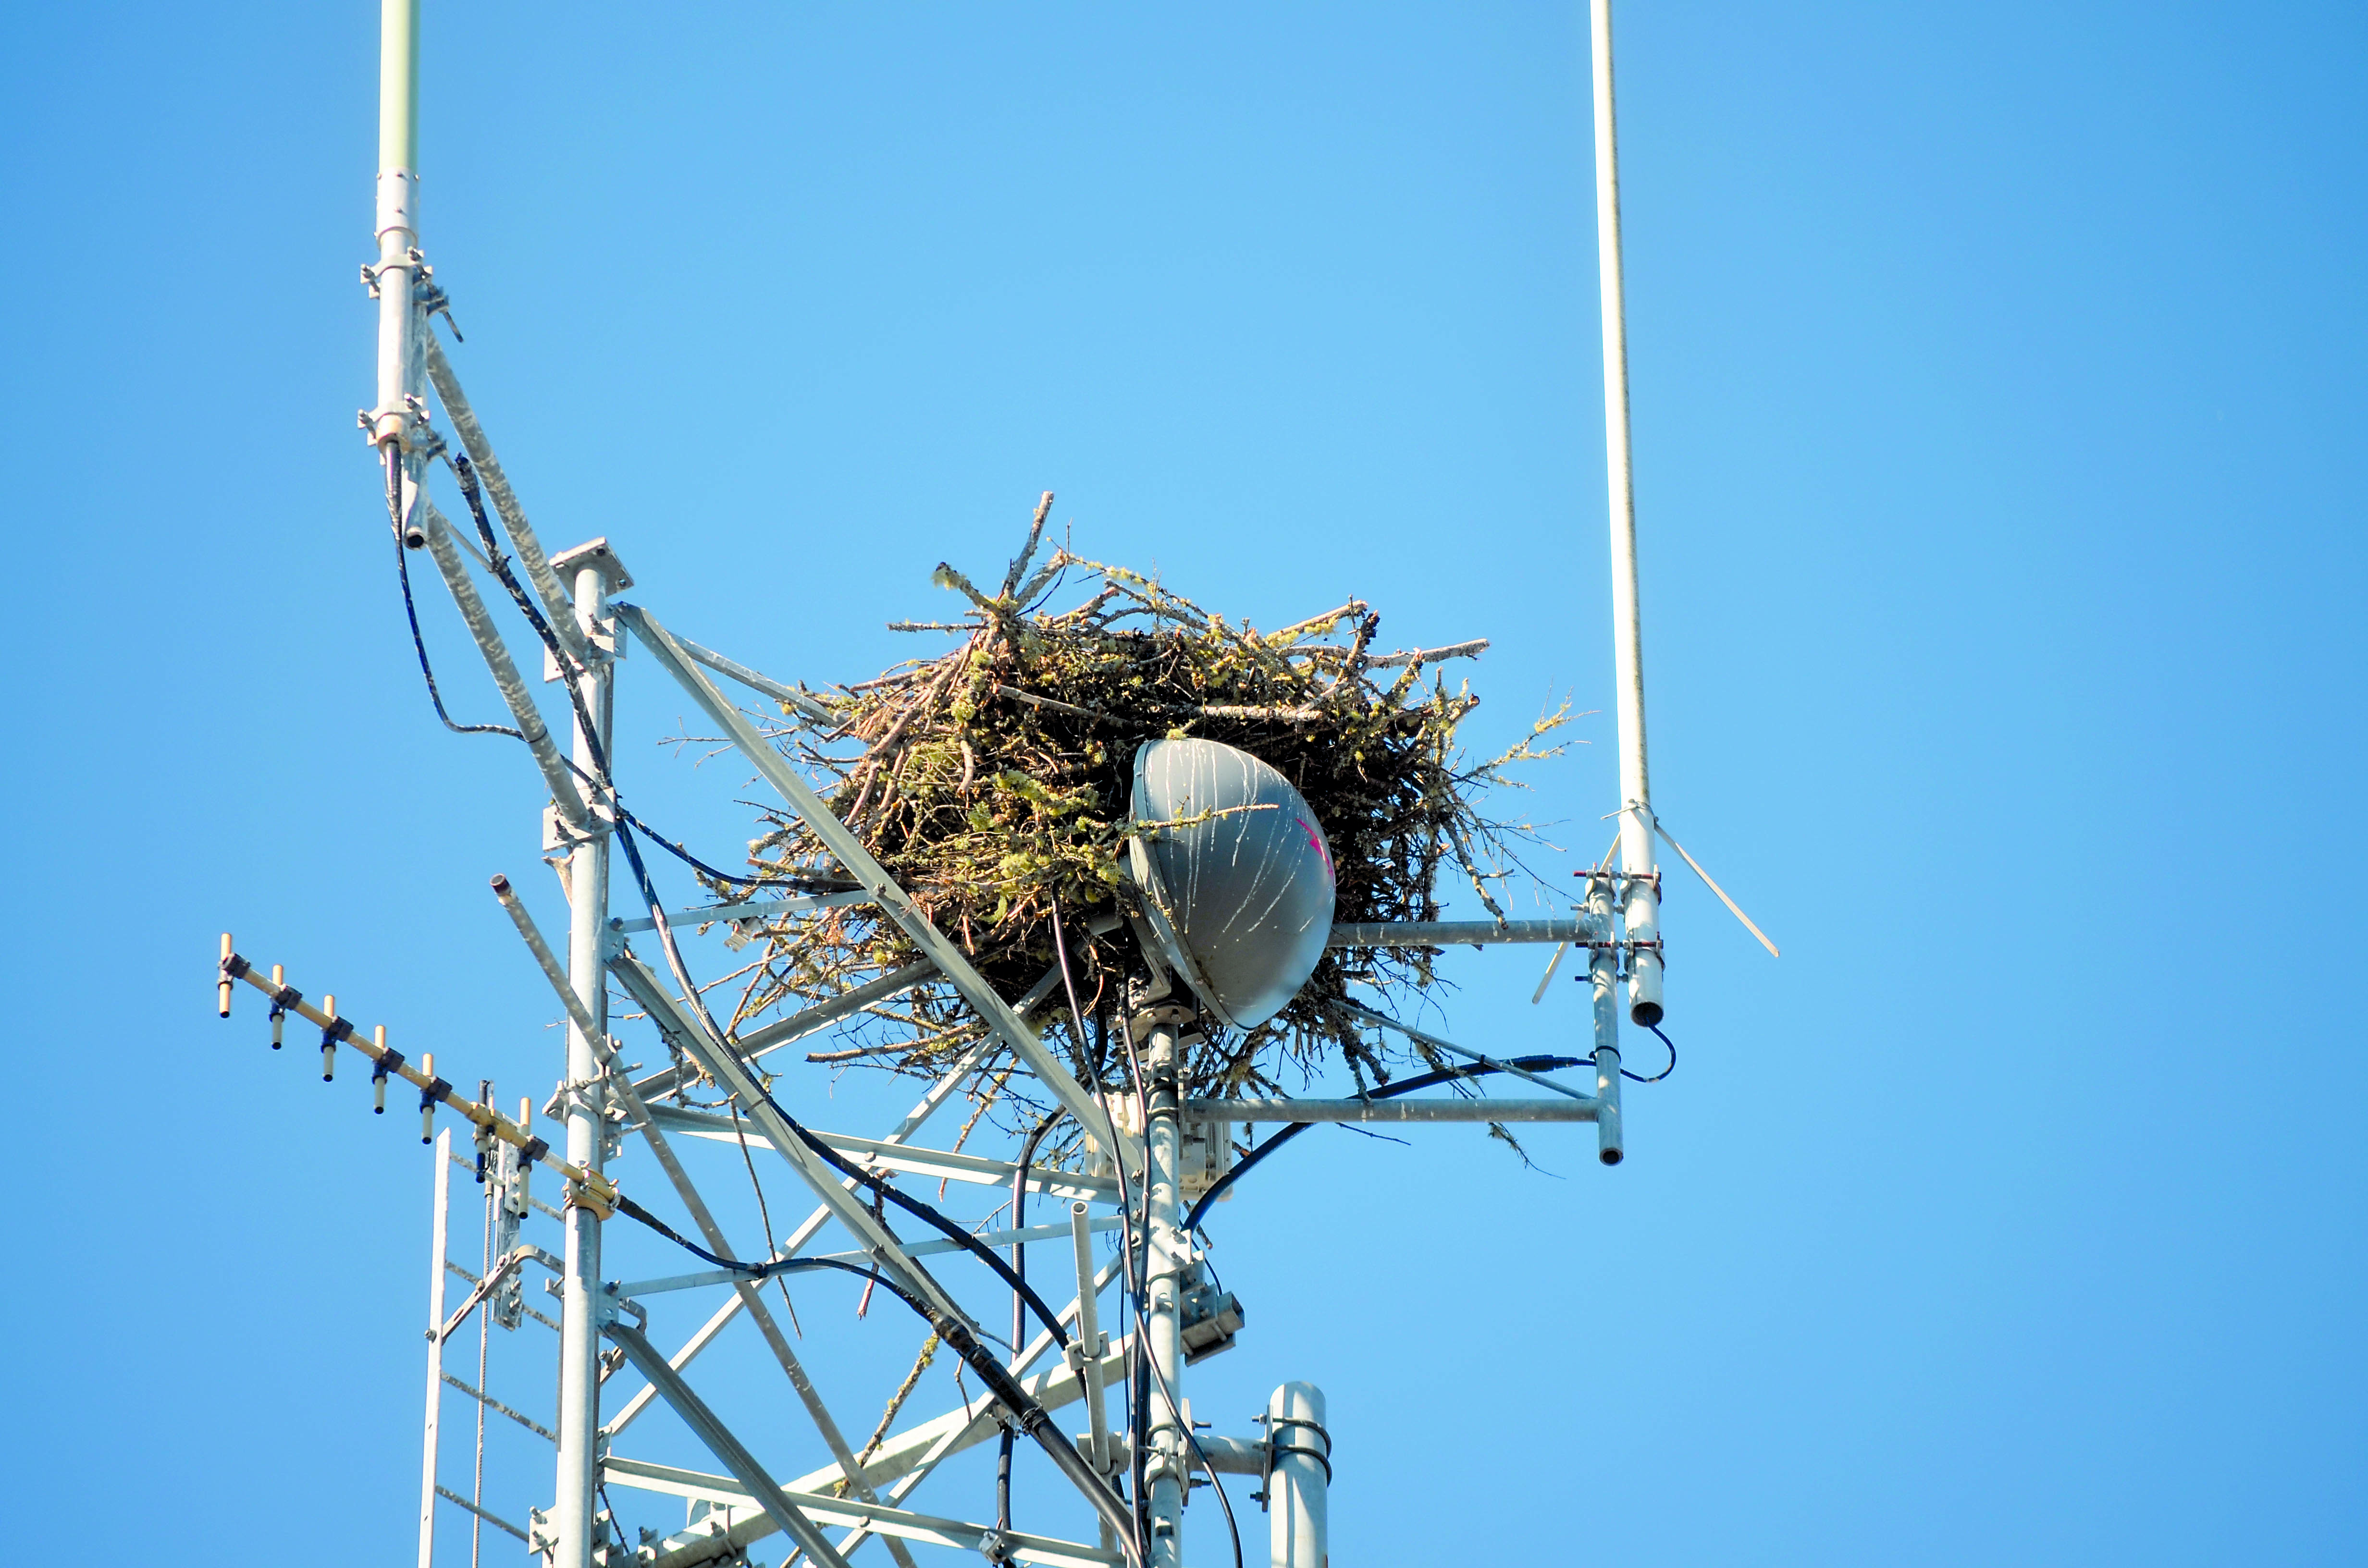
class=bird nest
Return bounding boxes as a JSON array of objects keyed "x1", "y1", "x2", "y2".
[{"x1": 699, "y1": 505, "x2": 1566, "y2": 1116}]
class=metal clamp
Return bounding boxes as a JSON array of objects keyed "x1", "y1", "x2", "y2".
[{"x1": 1256, "y1": 1412, "x2": 1333, "y2": 1486}]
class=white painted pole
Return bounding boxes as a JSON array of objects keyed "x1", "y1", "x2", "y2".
[
  {"x1": 372, "y1": 0, "x2": 420, "y2": 452},
  {"x1": 418, "y1": 1128, "x2": 452, "y2": 1568},
  {"x1": 1142, "y1": 1021, "x2": 1188, "y2": 1568},
  {"x1": 1587, "y1": 0, "x2": 1665, "y2": 1027},
  {"x1": 552, "y1": 564, "x2": 615, "y2": 1568},
  {"x1": 1265, "y1": 1382, "x2": 1328, "y2": 1568},
  {"x1": 1069, "y1": 1200, "x2": 1115, "y2": 1478},
  {"x1": 1585, "y1": 873, "x2": 1625, "y2": 1165}
]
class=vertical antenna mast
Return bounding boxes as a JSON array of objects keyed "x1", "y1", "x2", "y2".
[
  {"x1": 372, "y1": 0, "x2": 419, "y2": 455},
  {"x1": 1588, "y1": 0, "x2": 1665, "y2": 1028}
]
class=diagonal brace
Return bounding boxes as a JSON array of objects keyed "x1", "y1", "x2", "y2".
[
  {"x1": 612, "y1": 602, "x2": 1114, "y2": 1152},
  {"x1": 602, "y1": 1321, "x2": 857, "y2": 1568}
]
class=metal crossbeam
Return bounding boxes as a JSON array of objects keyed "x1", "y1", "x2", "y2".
[
  {"x1": 604, "y1": 1458, "x2": 1122, "y2": 1568},
  {"x1": 640, "y1": 1105, "x2": 1120, "y2": 1201},
  {"x1": 1328, "y1": 916, "x2": 1605, "y2": 947},
  {"x1": 1185, "y1": 1096, "x2": 1600, "y2": 1123}
]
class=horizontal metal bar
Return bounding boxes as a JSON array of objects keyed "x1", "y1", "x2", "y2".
[
  {"x1": 605, "y1": 1458, "x2": 1120, "y2": 1568},
  {"x1": 606, "y1": 1267, "x2": 747, "y2": 1298},
  {"x1": 1329, "y1": 917, "x2": 1603, "y2": 948},
  {"x1": 1097, "y1": 1432, "x2": 1268, "y2": 1476},
  {"x1": 441, "y1": 1372, "x2": 555, "y2": 1442},
  {"x1": 609, "y1": 1213, "x2": 1124, "y2": 1299},
  {"x1": 435, "y1": 1484, "x2": 530, "y2": 1544},
  {"x1": 640, "y1": 1106, "x2": 1120, "y2": 1200},
  {"x1": 803, "y1": 1213, "x2": 1123, "y2": 1269},
  {"x1": 1183, "y1": 1096, "x2": 1598, "y2": 1124},
  {"x1": 611, "y1": 889, "x2": 870, "y2": 936}
]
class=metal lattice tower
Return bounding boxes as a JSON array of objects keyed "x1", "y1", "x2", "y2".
[{"x1": 213, "y1": 4, "x2": 1744, "y2": 1565}]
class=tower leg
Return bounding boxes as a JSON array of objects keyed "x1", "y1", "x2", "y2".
[
  {"x1": 553, "y1": 566, "x2": 615, "y2": 1568},
  {"x1": 1266, "y1": 1382, "x2": 1329, "y2": 1568},
  {"x1": 1141, "y1": 1017, "x2": 1188, "y2": 1568}
]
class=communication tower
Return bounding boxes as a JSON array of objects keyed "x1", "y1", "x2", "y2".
[{"x1": 215, "y1": 6, "x2": 1769, "y2": 1565}]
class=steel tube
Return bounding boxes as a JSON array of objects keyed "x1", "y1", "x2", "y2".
[
  {"x1": 1142, "y1": 1023, "x2": 1187, "y2": 1568},
  {"x1": 1071, "y1": 1200, "x2": 1115, "y2": 1482},
  {"x1": 416, "y1": 504, "x2": 589, "y2": 825},
  {"x1": 1327, "y1": 917, "x2": 1604, "y2": 948},
  {"x1": 1584, "y1": 872, "x2": 1624, "y2": 1164},
  {"x1": 552, "y1": 565, "x2": 614, "y2": 1568},
  {"x1": 1587, "y1": 0, "x2": 1665, "y2": 1026},
  {"x1": 417, "y1": 1127, "x2": 451, "y2": 1568},
  {"x1": 1265, "y1": 1383, "x2": 1328, "y2": 1568},
  {"x1": 1182, "y1": 1097, "x2": 1599, "y2": 1124},
  {"x1": 370, "y1": 0, "x2": 419, "y2": 450},
  {"x1": 421, "y1": 333, "x2": 591, "y2": 664}
]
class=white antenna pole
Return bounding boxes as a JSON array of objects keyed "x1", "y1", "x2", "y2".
[
  {"x1": 371, "y1": 0, "x2": 419, "y2": 454},
  {"x1": 552, "y1": 558, "x2": 618, "y2": 1568},
  {"x1": 417, "y1": 1127, "x2": 451, "y2": 1568},
  {"x1": 1587, "y1": 0, "x2": 1665, "y2": 1027}
]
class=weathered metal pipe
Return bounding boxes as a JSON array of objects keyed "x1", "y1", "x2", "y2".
[{"x1": 1327, "y1": 916, "x2": 1604, "y2": 948}]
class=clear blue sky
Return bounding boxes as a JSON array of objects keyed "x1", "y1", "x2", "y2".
[{"x1": 4, "y1": 3, "x2": 2363, "y2": 1563}]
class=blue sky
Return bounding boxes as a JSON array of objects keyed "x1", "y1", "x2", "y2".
[{"x1": 3, "y1": 3, "x2": 2363, "y2": 1563}]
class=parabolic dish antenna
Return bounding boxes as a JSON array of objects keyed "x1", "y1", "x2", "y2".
[{"x1": 1127, "y1": 737, "x2": 1337, "y2": 1030}]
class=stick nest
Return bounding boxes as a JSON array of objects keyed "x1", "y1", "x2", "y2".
[{"x1": 703, "y1": 508, "x2": 1567, "y2": 1117}]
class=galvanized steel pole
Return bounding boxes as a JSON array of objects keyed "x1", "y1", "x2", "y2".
[
  {"x1": 1264, "y1": 1382, "x2": 1328, "y2": 1568},
  {"x1": 418, "y1": 1127, "x2": 452, "y2": 1568},
  {"x1": 1141, "y1": 1020, "x2": 1188, "y2": 1568},
  {"x1": 1585, "y1": 872, "x2": 1625, "y2": 1165},
  {"x1": 372, "y1": 0, "x2": 419, "y2": 452},
  {"x1": 1588, "y1": 0, "x2": 1665, "y2": 1027},
  {"x1": 552, "y1": 563, "x2": 616, "y2": 1568}
]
